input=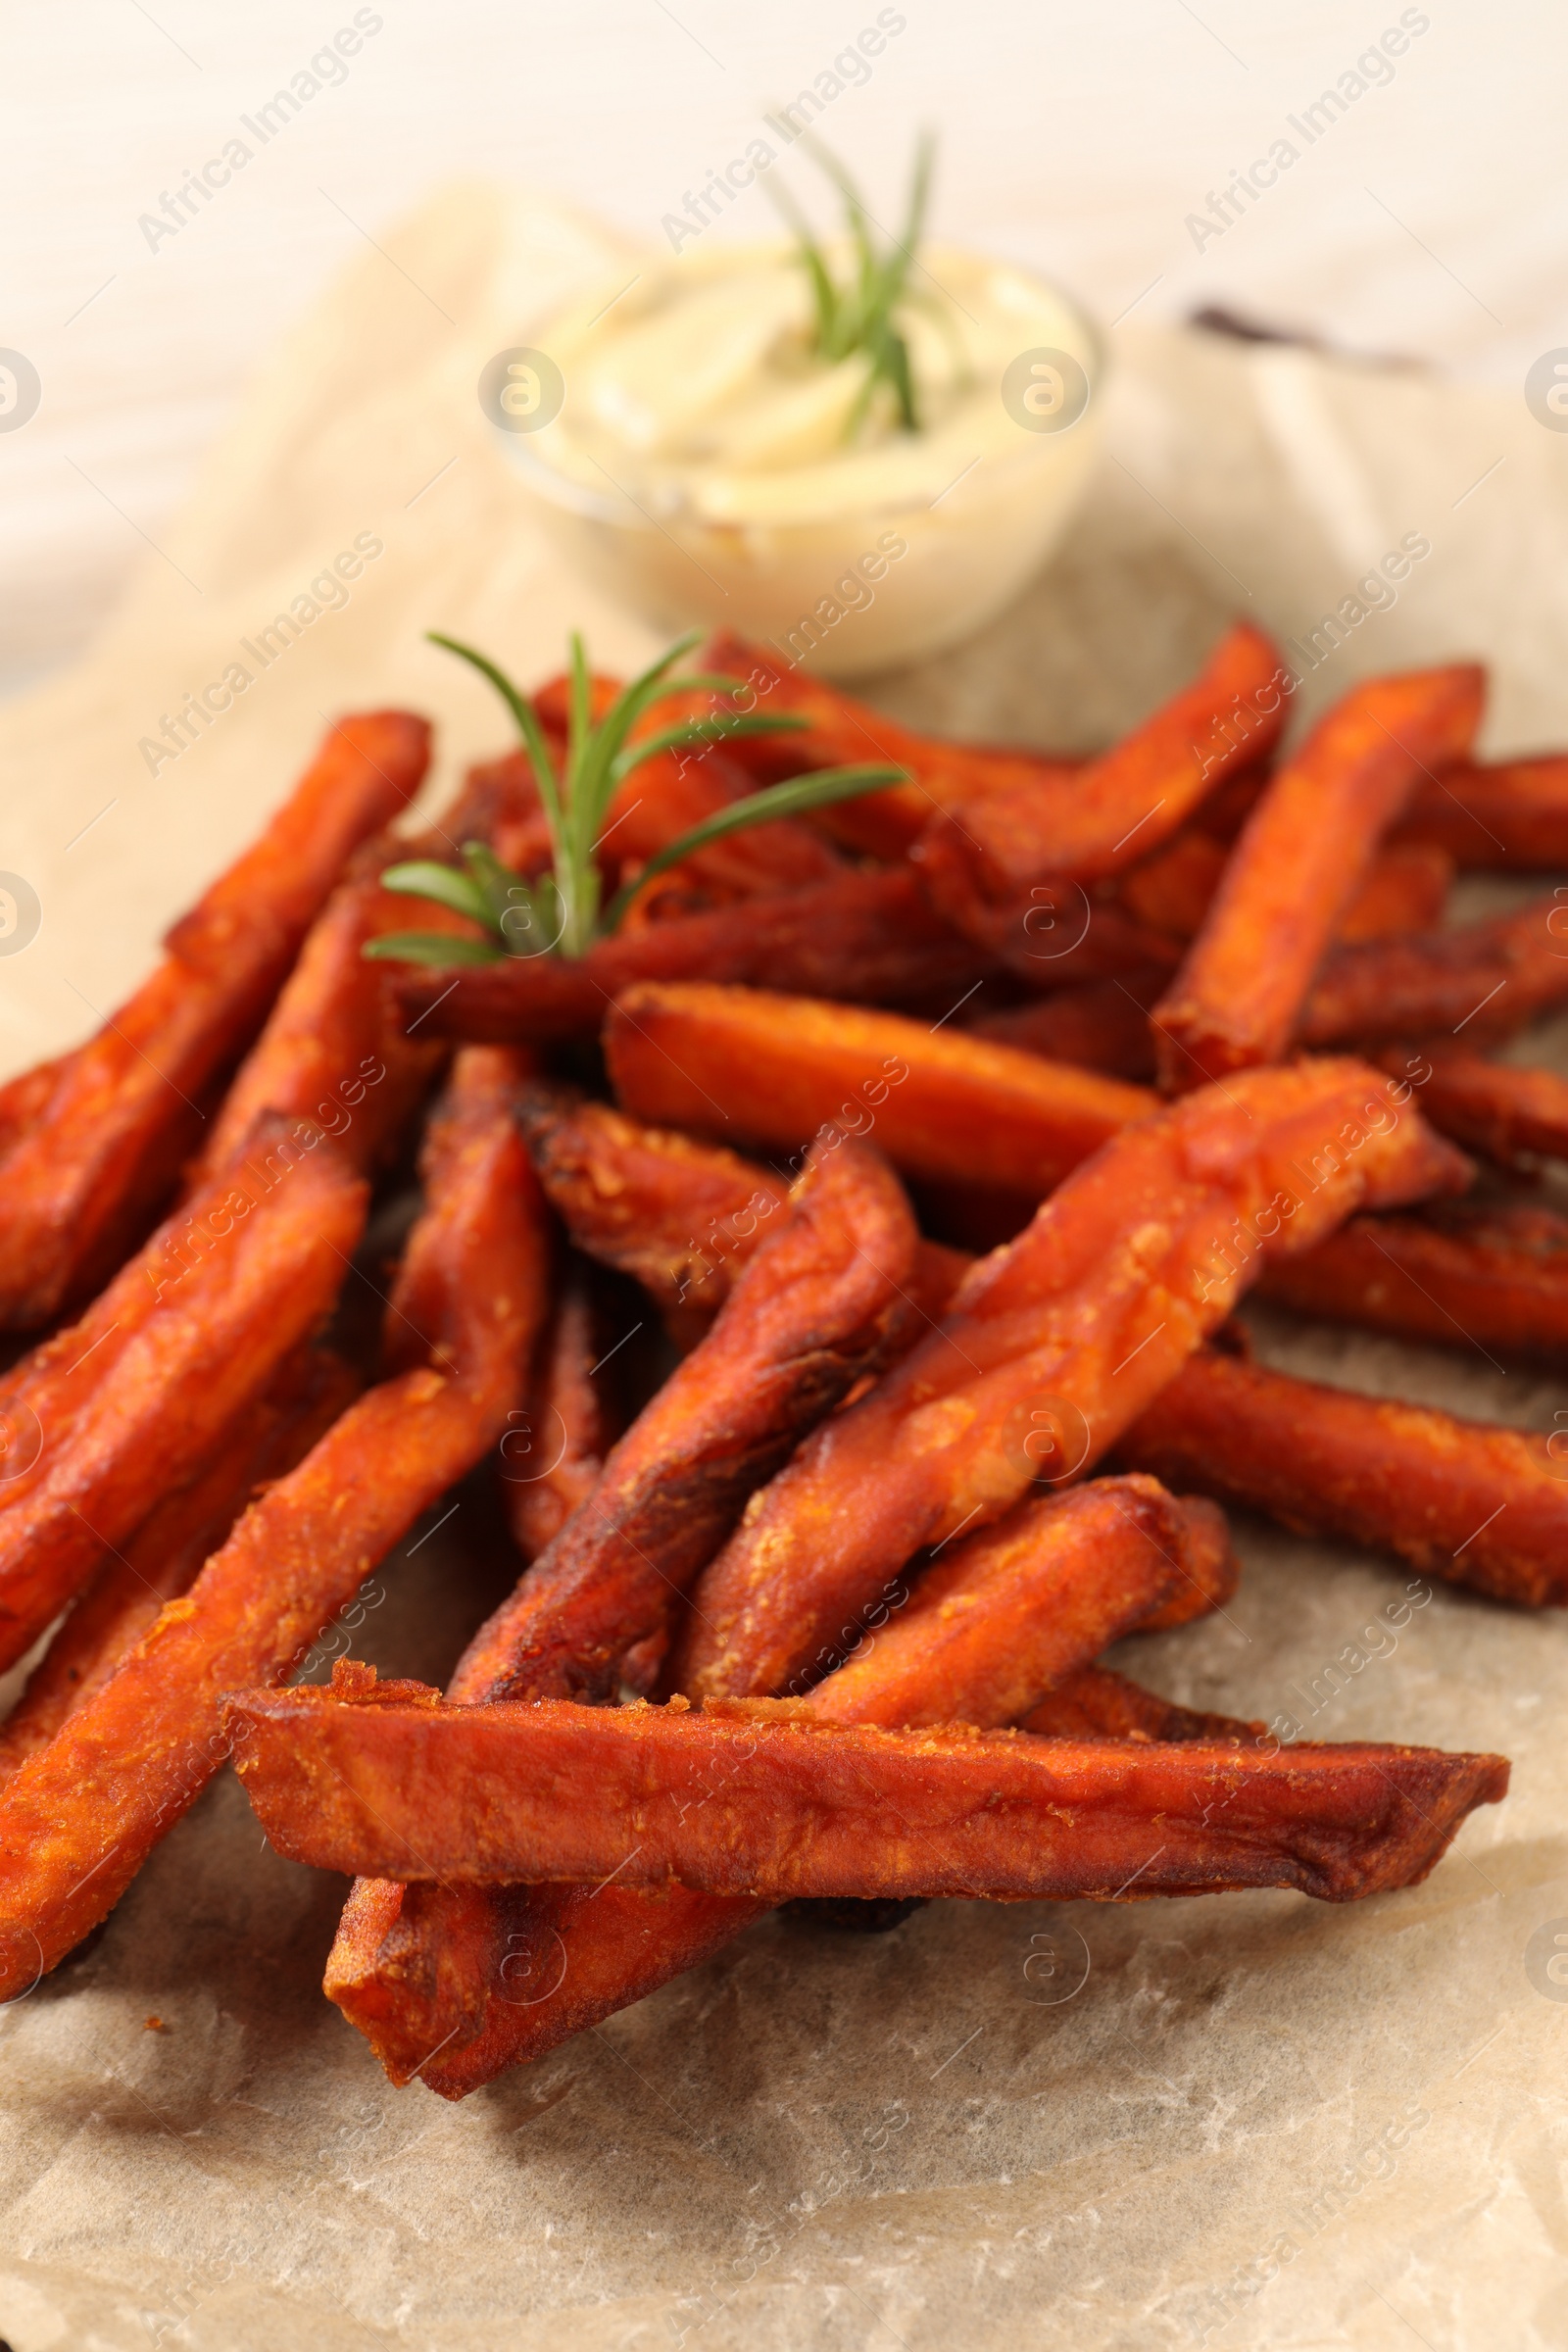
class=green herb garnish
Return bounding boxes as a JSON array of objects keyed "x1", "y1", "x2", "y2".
[
  {"x1": 364, "y1": 629, "x2": 904, "y2": 966},
  {"x1": 766, "y1": 131, "x2": 937, "y2": 439}
]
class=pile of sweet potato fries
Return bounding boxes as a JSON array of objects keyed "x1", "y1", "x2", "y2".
[{"x1": 18, "y1": 616, "x2": 1568, "y2": 2098}]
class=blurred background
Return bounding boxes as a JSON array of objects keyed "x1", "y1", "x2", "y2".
[{"x1": 4, "y1": 0, "x2": 1564, "y2": 697}]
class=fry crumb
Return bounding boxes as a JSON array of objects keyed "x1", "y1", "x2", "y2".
[{"x1": 143, "y1": 2015, "x2": 168, "y2": 2033}]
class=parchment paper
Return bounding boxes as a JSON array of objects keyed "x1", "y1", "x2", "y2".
[{"x1": 2, "y1": 185, "x2": 1566, "y2": 2352}]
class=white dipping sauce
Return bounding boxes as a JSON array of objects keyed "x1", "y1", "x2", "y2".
[{"x1": 513, "y1": 240, "x2": 1103, "y2": 676}]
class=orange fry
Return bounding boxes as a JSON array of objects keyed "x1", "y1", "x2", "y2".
[
  {"x1": 671, "y1": 1059, "x2": 1466, "y2": 1707},
  {"x1": 1153, "y1": 666, "x2": 1484, "y2": 1089},
  {"x1": 1397, "y1": 755, "x2": 1568, "y2": 869},
  {"x1": 189, "y1": 864, "x2": 458, "y2": 1184},
  {"x1": 1020, "y1": 1664, "x2": 1266, "y2": 1743},
  {"x1": 915, "y1": 625, "x2": 1286, "y2": 960},
  {"x1": 1114, "y1": 830, "x2": 1229, "y2": 940},
  {"x1": 604, "y1": 982, "x2": 1157, "y2": 1196},
  {"x1": 1298, "y1": 895, "x2": 1568, "y2": 1051},
  {"x1": 969, "y1": 969, "x2": 1165, "y2": 1082},
  {"x1": 326, "y1": 1135, "x2": 916, "y2": 2079},
  {"x1": 0, "y1": 1048, "x2": 549, "y2": 1995},
  {"x1": 520, "y1": 1089, "x2": 792, "y2": 1331},
  {"x1": 386, "y1": 1465, "x2": 1232, "y2": 2097},
  {"x1": 391, "y1": 866, "x2": 993, "y2": 1044},
  {"x1": 519, "y1": 1086, "x2": 969, "y2": 1354},
  {"x1": 1386, "y1": 1047, "x2": 1568, "y2": 1172},
  {"x1": 0, "y1": 711, "x2": 429, "y2": 1328},
  {"x1": 1335, "y1": 843, "x2": 1454, "y2": 943},
  {"x1": 0, "y1": 1056, "x2": 69, "y2": 1162},
  {"x1": 803, "y1": 1477, "x2": 1234, "y2": 1729},
  {"x1": 1119, "y1": 1346, "x2": 1568, "y2": 1607},
  {"x1": 0, "y1": 1121, "x2": 368, "y2": 1674},
  {"x1": 502, "y1": 1268, "x2": 619, "y2": 1562},
  {"x1": 1117, "y1": 835, "x2": 1451, "y2": 950},
  {"x1": 692, "y1": 629, "x2": 1085, "y2": 857},
  {"x1": 1257, "y1": 1199, "x2": 1568, "y2": 1363},
  {"x1": 451, "y1": 1136, "x2": 913, "y2": 1708},
  {"x1": 0, "y1": 1347, "x2": 359, "y2": 1778},
  {"x1": 326, "y1": 934, "x2": 1465, "y2": 2099},
  {"x1": 230, "y1": 1673, "x2": 1507, "y2": 1908}
]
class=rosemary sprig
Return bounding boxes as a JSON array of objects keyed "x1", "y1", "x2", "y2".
[
  {"x1": 766, "y1": 131, "x2": 936, "y2": 437},
  {"x1": 364, "y1": 629, "x2": 906, "y2": 967}
]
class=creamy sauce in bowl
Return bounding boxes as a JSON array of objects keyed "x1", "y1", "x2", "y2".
[{"x1": 509, "y1": 239, "x2": 1104, "y2": 675}]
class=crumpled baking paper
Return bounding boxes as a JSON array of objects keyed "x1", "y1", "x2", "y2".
[{"x1": 1, "y1": 183, "x2": 1566, "y2": 2352}]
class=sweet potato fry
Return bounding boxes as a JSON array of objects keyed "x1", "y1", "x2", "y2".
[
  {"x1": 0, "y1": 1057, "x2": 69, "y2": 1163},
  {"x1": 325, "y1": 1135, "x2": 915, "y2": 2073},
  {"x1": 915, "y1": 627, "x2": 1287, "y2": 963},
  {"x1": 1298, "y1": 896, "x2": 1568, "y2": 1051},
  {"x1": 0, "y1": 1347, "x2": 359, "y2": 1778},
  {"x1": 1335, "y1": 843, "x2": 1454, "y2": 944},
  {"x1": 373, "y1": 1067, "x2": 1466, "y2": 2097},
  {"x1": 693, "y1": 629, "x2": 1085, "y2": 857},
  {"x1": 1138, "y1": 1491, "x2": 1239, "y2": 1630},
  {"x1": 1396, "y1": 755, "x2": 1568, "y2": 869},
  {"x1": 189, "y1": 868, "x2": 458, "y2": 1184},
  {"x1": 520, "y1": 1089, "x2": 792, "y2": 1329},
  {"x1": 0, "y1": 1121, "x2": 368, "y2": 1674},
  {"x1": 0, "y1": 712, "x2": 429, "y2": 1329},
  {"x1": 1153, "y1": 666, "x2": 1485, "y2": 1089},
  {"x1": 338, "y1": 1063, "x2": 1459, "y2": 2098},
  {"x1": 670, "y1": 1059, "x2": 1467, "y2": 1706},
  {"x1": 391, "y1": 865, "x2": 994, "y2": 1044},
  {"x1": 803, "y1": 1477, "x2": 1233, "y2": 1730},
  {"x1": 518, "y1": 1088, "x2": 966, "y2": 1350},
  {"x1": 1384, "y1": 1048, "x2": 1568, "y2": 1172},
  {"x1": 438, "y1": 1135, "x2": 911, "y2": 1709},
  {"x1": 502, "y1": 1268, "x2": 619, "y2": 1562},
  {"x1": 1114, "y1": 831, "x2": 1228, "y2": 941},
  {"x1": 969, "y1": 969, "x2": 1165, "y2": 1082},
  {"x1": 1118, "y1": 1346, "x2": 1568, "y2": 1607},
  {"x1": 1257, "y1": 1200, "x2": 1568, "y2": 1362},
  {"x1": 604, "y1": 983, "x2": 1158, "y2": 1196},
  {"x1": 1117, "y1": 836, "x2": 1452, "y2": 951},
  {"x1": 378, "y1": 1472, "x2": 1234, "y2": 2095},
  {"x1": 1019, "y1": 1664, "x2": 1266, "y2": 1744},
  {"x1": 230, "y1": 1674, "x2": 1507, "y2": 1907},
  {"x1": 0, "y1": 1048, "x2": 549, "y2": 1995}
]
